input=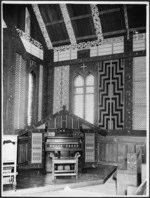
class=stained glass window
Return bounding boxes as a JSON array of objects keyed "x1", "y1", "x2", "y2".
[{"x1": 74, "y1": 74, "x2": 94, "y2": 123}]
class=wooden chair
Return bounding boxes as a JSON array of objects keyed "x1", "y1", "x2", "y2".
[
  {"x1": 2, "y1": 135, "x2": 18, "y2": 191},
  {"x1": 50, "y1": 152, "x2": 80, "y2": 181}
]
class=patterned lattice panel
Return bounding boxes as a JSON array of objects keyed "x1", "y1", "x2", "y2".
[
  {"x1": 85, "y1": 133, "x2": 95, "y2": 162},
  {"x1": 31, "y1": 133, "x2": 42, "y2": 164},
  {"x1": 14, "y1": 53, "x2": 27, "y2": 129},
  {"x1": 53, "y1": 66, "x2": 70, "y2": 114},
  {"x1": 98, "y1": 60, "x2": 124, "y2": 130},
  {"x1": 38, "y1": 65, "x2": 43, "y2": 121},
  {"x1": 133, "y1": 56, "x2": 146, "y2": 130}
]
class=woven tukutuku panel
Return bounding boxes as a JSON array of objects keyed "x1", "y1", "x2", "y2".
[
  {"x1": 133, "y1": 56, "x2": 146, "y2": 130},
  {"x1": 14, "y1": 53, "x2": 27, "y2": 129},
  {"x1": 98, "y1": 59, "x2": 124, "y2": 130}
]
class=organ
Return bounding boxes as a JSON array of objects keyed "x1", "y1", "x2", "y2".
[{"x1": 18, "y1": 106, "x2": 107, "y2": 172}]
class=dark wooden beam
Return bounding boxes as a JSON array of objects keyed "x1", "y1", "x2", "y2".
[
  {"x1": 70, "y1": 13, "x2": 92, "y2": 20},
  {"x1": 44, "y1": 8, "x2": 122, "y2": 27},
  {"x1": 123, "y1": 5, "x2": 130, "y2": 40},
  {"x1": 48, "y1": 50, "x2": 146, "y2": 67},
  {"x1": 45, "y1": 14, "x2": 92, "y2": 27},
  {"x1": 45, "y1": 19, "x2": 64, "y2": 26},
  {"x1": 99, "y1": 8, "x2": 121, "y2": 15},
  {"x1": 103, "y1": 29, "x2": 126, "y2": 36}
]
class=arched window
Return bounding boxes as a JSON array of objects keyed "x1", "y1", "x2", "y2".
[
  {"x1": 74, "y1": 75, "x2": 84, "y2": 119},
  {"x1": 73, "y1": 74, "x2": 94, "y2": 123},
  {"x1": 85, "y1": 74, "x2": 94, "y2": 123}
]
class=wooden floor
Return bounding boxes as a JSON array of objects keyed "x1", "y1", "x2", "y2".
[{"x1": 3, "y1": 164, "x2": 117, "y2": 193}]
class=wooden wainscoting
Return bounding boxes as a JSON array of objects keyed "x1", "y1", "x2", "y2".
[{"x1": 97, "y1": 136, "x2": 146, "y2": 166}]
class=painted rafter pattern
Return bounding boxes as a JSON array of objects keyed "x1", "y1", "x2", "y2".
[
  {"x1": 90, "y1": 4, "x2": 103, "y2": 41},
  {"x1": 123, "y1": 5, "x2": 129, "y2": 40},
  {"x1": 32, "y1": 4, "x2": 53, "y2": 49},
  {"x1": 59, "y1": 4, "x2": 77, "y2": 45}
]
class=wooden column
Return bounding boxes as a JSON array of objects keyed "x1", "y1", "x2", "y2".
[{"x1": 124, "y1": 35, "x2": 133, "y2": 134}]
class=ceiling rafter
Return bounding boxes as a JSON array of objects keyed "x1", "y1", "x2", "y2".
[
  {"x1": 90, "y1": 4, "x2": 103, "y2": 41},
  {"x1": 45, "y1": 14, "x2": 92, "y2": 27},
  {"x1": 32, "y1": 4, "x2": 53, "y2": 49},
  {"x1": 59, "y1": 4, "x2": 77, "y2": 45},
  {"x1": 99, "y1": 8, "x2": 121, "y2": 15},
  {"x1": 123, "y1": 5, "x2": 130, "y2": 40}
]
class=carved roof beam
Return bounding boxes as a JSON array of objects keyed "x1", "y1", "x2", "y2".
[
  {"x1": 59, "y1": 4, "x2": 77, "y2": 45},
  {"x1": 90, "y1": 4, "x2": 103, "y2": 42},
  {"x1": 123, "y1": 5, "x2": 130, "y2": 40},
  {"x1": 32, "y1": 4, "x2": 53, "y2": 49}
]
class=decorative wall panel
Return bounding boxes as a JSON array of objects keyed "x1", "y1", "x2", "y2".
[
  {"x1": 31, "y1": 133, "x2": 42, "y2": 164},
  {"x1": 38, "y1": 65, "x2": 43, "y2": 121},
  {"x1": 133, "y1": 56, "x2": 146, "y2": 130},
  {"x1": 85, "y1": 133, "x2": 95, "y2": 162},
  {"x1": 98, "y1": 60, "x2": 124, "y2": 130},
  {"x1": 53, "y1": 66, "x2": 70, "y2": 114},
  {"x1": 133, "y1": 33, "x2": 146, "y2": 51},
  {"x1": 14, "y1": 53, "x2": 27, "y2": 129}
]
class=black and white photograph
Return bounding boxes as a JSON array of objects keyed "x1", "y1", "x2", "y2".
[{"x1": 1, "y1": 1, "x2": 149, "y2": 196}]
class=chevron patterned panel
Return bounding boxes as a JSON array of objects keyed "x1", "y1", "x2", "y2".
[
  {"x1": 53, "y1": 66, "x2": 70, "y2": 114},
  {"x1": 98, "y1": 60, "x2": 124, "y2": 130},
  {"x1": 38, "y1": 65, "x2": 43, "y2": 121},
  {"x1": 14, "y1": 53, "x2": 27, "y2": 129},
  {"x1": 133, "y1": 56, "x2": 146, "y2": 130}
]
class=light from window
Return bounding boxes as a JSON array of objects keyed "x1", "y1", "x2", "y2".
[
  {"x1": 74, "y1": 74, "x2": 94, "y2": 123},
  {"x1": 28, "y1": 73, "x2": 33, "y2": 125}
]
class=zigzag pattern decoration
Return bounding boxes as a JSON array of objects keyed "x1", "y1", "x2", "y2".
[
  {"x1": 38, "y1": 65, "x2": 43, "y2": 121},
  {"x1": 14, "y1": 53, "x2": 27, "y2": 129},
  {"x1": 53, "y1": 66, "x2": 70, "y2": 114},
  {"x1": 98, "y1": 60, "x2": 124, "y2": 130}
]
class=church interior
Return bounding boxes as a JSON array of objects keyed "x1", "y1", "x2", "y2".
[{"x1": 2, "y1": 1, "x2": 149, "y2": 196}]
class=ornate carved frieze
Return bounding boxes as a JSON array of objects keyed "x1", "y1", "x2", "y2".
[
  {"x1": 133, "y1": 33, "x2": 146, "y2": 41},
  {"x1": 60, "y1": 4, "x2": 77, "y2": 45},
  {"x1": 32, "y1": 4, "x2": 53, "y2": 49},
  {"x1": 16, "y1": 27, "x2": 43, "y2": 50},
  {"x1": 90, "y1": 4, "x2": 103, "y2": 41},
  {"x1": 53, "y1": 36, "x2": 124, "y2": 52}
]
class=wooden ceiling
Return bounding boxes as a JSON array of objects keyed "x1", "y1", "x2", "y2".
[{"x1": 32, "y1": 3, "x2": 146, "y2": 49}]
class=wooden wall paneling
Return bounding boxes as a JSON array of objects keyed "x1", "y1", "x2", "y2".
[
  {"x1": 67, "y1": 116, "x2": 73, "y2": 129},
  {"x1": 48, "y1": 117, "x2": 55, "y2": 129},
  {"x1": 73, "y1": 117, "x2": 79, "y2": 129},
  {"x1": 97, "y1": 136, "x2": 146, "y2": 166},
  {"x1": 98, "y1": 143, "x2": 106, "y2": 162},
  {"x1": 117, "y1": 143, "x2": 128, "y2": 169},
  {"x1": 56, "y1": 115, "x2": 61, "y2": 128},
  {"x1": 127, "y1": 143, "x2": 136, "y2": 153}
]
